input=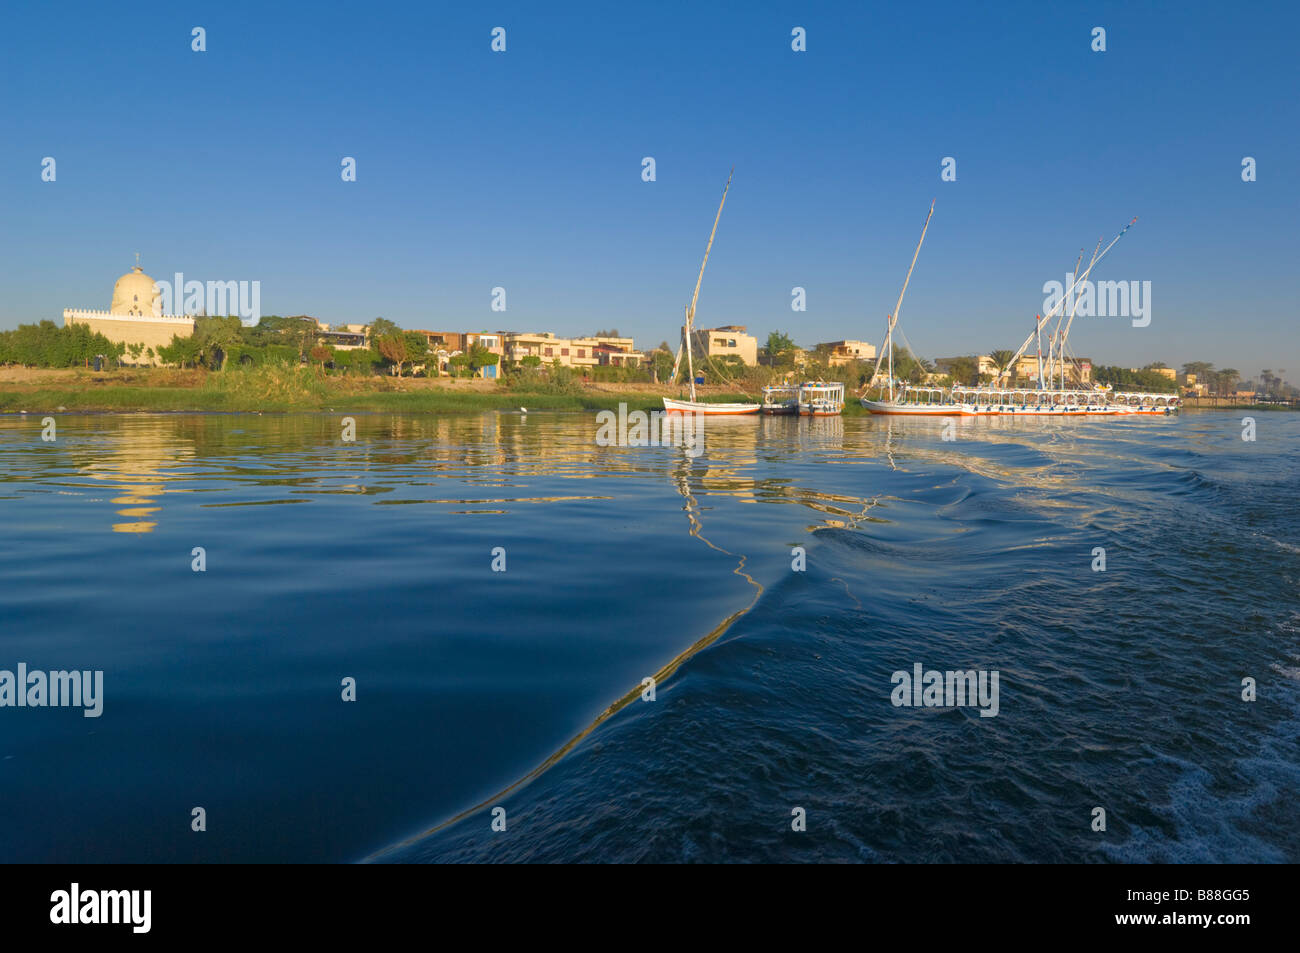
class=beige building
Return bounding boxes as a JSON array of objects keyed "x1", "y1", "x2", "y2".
[
  {"x1": 817, "y1": 340, "x2": 877, "y2": 366},
  {"x1": 1144, "y1": 366, "x2": 1177, "y2": 380},
  {"x1": 63, "y1": 261, "x2": 195, "y2": 364},
  {"x1": 1009, "y1": 354, "x2": 1092, "y2": 385},
  {"x1": 687, "y1": 325, "x2": 757, "y2": 366},
  {"x1": 504, "y1": 332, "x2": 640, "y2": 368},
  {"x1": 315, "y1": 321, "x2": 368, "y2": 350}
]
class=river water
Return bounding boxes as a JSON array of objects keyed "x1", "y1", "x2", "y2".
[{"x1": 1, "y1": 410, "x2": 1296, "y2": 862}]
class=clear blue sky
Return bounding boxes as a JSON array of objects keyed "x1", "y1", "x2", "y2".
[{"x1": 2, "y1": 0, "x2": 1296, "y2": 379}]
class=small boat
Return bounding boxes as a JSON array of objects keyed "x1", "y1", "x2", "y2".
[
  {"x1": 761, "y1": 384, "x2": 799, "y2": 414},
  {"x1": 664, "y1": 397, "x2": 763, "y2": 415},
  {"x1": 797, "y1": 381, "x2": 845, "y2": 416},
  {"x1": 662, "y1": 169, "x2": 760, "y2": 417}
]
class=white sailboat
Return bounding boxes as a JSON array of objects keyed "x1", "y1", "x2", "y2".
[
  {"x1": 663, "y1": 169, "x2": 760, "y2": 416},
  {"x1": 861, "y1": 212, "x2": 1179, "y2": 417}
]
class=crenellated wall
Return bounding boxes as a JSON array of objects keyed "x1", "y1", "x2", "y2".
[{"x1": 63, "y1": 309, "x2": 195, "y2": 364}]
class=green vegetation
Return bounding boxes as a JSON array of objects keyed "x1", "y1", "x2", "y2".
[
  {"x1": 763, "y1": 330, "x2": 798, "y2": 368},
  {"x1": 1092, "y1": 365, "x2": 1179, "y2": 393},
  {"x1": 0, "y1": 320, "x2": 124, "y2": 367},
  {"x1": 0, "y1": 363, "x2": 673, "y2": 414}
]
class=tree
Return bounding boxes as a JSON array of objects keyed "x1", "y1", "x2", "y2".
[
  {"x1": 191, "y1": 315, "x2": 243, "y2": 368},
  {"x1": 403, "y1": 331, "x2": 431, "y2": 373},
  {"x1": 944, "y1": 355, "x2": 978, "y2": 385},
  {"x1": 309, "y1": 344, "x2": 335, "y2": 370},
  {"x1": 157, "y1": 333, "x2": 202, "y2": 368},
  {"x1": 1216, "y1": 368, "x2": 1240, "y2": 396},
  {"x1": 764, "y1": 331, "x2": 797, "y2": 368},
  {"x1": 651, "y1": 348, "x2": 674, "y2": 383},
  {"x1": 467, "y1": 343, "x2": 499, "y2": 375},
  {"x1": 989, "y1": 349, "x2": 1016, "y2": 378},
  {"x1": 368, "y1": 317, "x2": 400, "y2": 341},
  {"x1": 376, "y1": 333, "x2": 409, "y2": 376}
]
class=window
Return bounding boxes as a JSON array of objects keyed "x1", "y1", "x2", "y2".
[
  {"x1": 544, "y1": 347, "x2": 552, "y2": 357},
  {"x1": 561, "y1": 348, "x2": 569, "y2": 356},
  {"x1": 577, "y1": 349, "x2": 585, "y2": 358}
]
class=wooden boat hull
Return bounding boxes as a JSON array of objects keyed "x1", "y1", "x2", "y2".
[
  {"x1": 663, "y1": 398, "x2": 760, "y2": 415},
  {"x1": 861, "y1": 399, "x2": 968, "y2": 416}
]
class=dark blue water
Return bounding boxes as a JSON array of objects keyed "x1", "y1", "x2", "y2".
[{"x1": 1, "y1": 410, "x2": 1296, "y2": 862}]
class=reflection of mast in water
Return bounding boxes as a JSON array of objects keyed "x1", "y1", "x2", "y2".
[
  {"x1": 883, "y1": 419, "x2": 899, "y2": 471},
  {"x1": 670, "y1": 451, "x2": 760, "y2": 588}
]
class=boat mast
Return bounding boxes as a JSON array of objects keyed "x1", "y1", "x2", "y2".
[
  {"x1": 866, "y1": 199, "x2": 935, "y2": 401},
  {"x1": 888, "y1": 320, "x2": 894, "y2": 400},
  {"x1": 1048, "y1": 248, "x2": 1084, "y2": 385},
  {"x1": 684, "y1": 305, "x2": 696, "y2": 402},
  {"x1": 1058, "y1": 235, "x2": 1103, "y2": 388},
  {"x1": 1036, "y1": 316, "x2": 1043, "y2": 386},
  {"x1": 680, "y1": 168, "x2": 734, "y2": 403},
  {"x1": 995, "y1": 217, "x2": 1137, "y2": 387}
]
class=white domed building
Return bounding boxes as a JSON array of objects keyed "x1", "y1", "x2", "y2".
[{"x1": 64, "y1": 259, "x2": 195, "y2": 364}]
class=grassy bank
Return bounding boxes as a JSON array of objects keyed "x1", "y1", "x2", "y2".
[{"x1": 0, "y1": 365, "x2": 756, "y2": 415}]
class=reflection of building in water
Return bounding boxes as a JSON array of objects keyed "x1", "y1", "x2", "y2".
[{"x1": 77, "y1": 421, "x2": 195, "y2": 533}]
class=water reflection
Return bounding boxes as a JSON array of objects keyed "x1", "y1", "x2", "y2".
[{"x1": 78, "y1": 419, "x2": 197, "y2": 533}]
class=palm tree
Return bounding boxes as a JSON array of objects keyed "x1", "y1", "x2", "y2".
[{"x1": 1217, "y1": 368, "x2": 1240, "y2": 396}]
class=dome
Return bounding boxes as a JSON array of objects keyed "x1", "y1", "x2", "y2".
[{"x1": 110, "y1": 264, "x2": 161, "y2": 316}]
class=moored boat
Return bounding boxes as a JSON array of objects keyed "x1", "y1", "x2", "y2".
[
  {"x1": 761, "y1": 384, "x2": 799, "y2": 415},
  {"x1": 662, "y1": 169, "x2": 760, "y2": 417},
  {"x1": 858, "y1": 210, "x2": 1176, "y2": 419},
  {"x1": 664, "y1": 397, "x2": 761, "y2": 415},
  {"x1": 797, "y1": 381, "x2": 845, "y2": 416}
]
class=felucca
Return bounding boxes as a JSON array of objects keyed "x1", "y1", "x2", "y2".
[
  {"x1": 663, "y1": 169, "x2": 760, "y2": 416},
  {"x1": 860, "y1": 209, "x2": 1179, "y2": 417}
]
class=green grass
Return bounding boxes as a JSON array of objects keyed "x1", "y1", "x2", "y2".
[
  {"x1": 0, "y1": 365, "x2": 847, "y2": 416},
  {"x1": 0, "y1": 363, "x2": 673, "y2": 415}
]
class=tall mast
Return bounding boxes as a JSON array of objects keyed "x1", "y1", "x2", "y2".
[
  {"x1": 1058, "y1": 235, "x2": 1103, "y2": 387},
  {"x1": 677, "y1": 168, "x2": 733, "y2": 401},
  {"x1": 684, "y1": 305, "x2": 696, "y2": 402},
  {"x1": 1049, "y1": 249, "x2": 1084, "y2": 385},
  {"x1": 1036, "y1": 316, "x2": 1043, "y2": 387},
  {"x1": 888, "y1": 321, "x2": 894, "y2": 401},
  {"x1": 867, "y1": 199, "x2": 935, "y2": 399},
  {"x1": 996, "y1": 217, "x2": 1137, "y2": 386}
]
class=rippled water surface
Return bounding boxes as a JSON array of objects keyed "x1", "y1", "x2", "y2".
[{"x1": 1, "y1": 410, "x2": 1297, "y2": 862}]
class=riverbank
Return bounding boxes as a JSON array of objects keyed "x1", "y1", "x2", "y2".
[{"x1": 0, "y1": 366, "x2": 760, "y2": 415}]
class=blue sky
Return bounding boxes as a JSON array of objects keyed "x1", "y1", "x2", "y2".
[{"x1": 2, "y1": 0, "x2": 1296, "y2": 379}]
